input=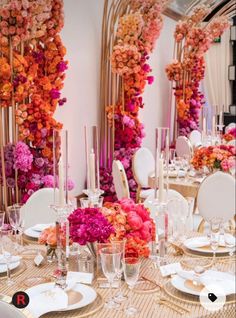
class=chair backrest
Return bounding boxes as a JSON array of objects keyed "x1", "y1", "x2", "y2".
[
  {"x1": 189, "y1": 130, "x2": 202, "y2": 147},
  {"x1": 197, "y1": 171, "x2": 235, "y2": 223},
  {"x1": 112, "y1": 160, "x2": 130, "y2": 200},
  {"x1": 23, "y1": 188, "x2": 58, "y2": 229},
  {"x1": 176, "y1": 136, "x2": 193, "y2": 158},
  {"x1": 225, "y1": 122, "x2": 236, "y2": 133},
  {"x1": 132, "y1": 147, "x2": 155, "y2": 188},
  {"x1": 144, "y1": 189, "x2": 188, "y2": 217},
  {"x1": 227, "y1": 139, "x2": 236, "y2": 147},
  {"x1": 0, "y1": 301, "x2": 26, "y2": 318}
]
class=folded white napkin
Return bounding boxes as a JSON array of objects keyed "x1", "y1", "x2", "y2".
[
  {"x1": 185, "y1": 237, "x2": 210, "y2": 249},
  {"x1": 177, "y1": 269, "x2": 236, "y2": 295},
  {"x1": 200, "y1": 270, "x2": 236, "y2": 295},
  {"x1": 67, "y1": 271, "x2": 93, "y2": 285},
  {"x1": 27, "y1": 287, "x2": 68, "y2": 318},
  {"x1": 177, "y1": 269, "x2": 195, "y2": 281},
  {"x1": 0, "y1": 255, "x2": 21, "y2": 265},
  {"x1": 224, "y1": 233, "x2": 235, "y2": 246},
  {"x1": 185, "y1": 236, "x2": 235, "y2": 249},
  {"x1": 31, "y1": 223, "x2": 54, "y2": 232}
]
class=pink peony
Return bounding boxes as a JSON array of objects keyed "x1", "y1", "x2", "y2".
[{"x1": 127, "y1": 212, "x2": 143, "y2": 230}]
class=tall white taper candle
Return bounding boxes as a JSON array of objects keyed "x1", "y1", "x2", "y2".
[
  {"x1": 58, "y1": 157, "x2": 65, "y2": 206},
  {"x1": 158, "y1": 158, "x2": 164, "y2": 203},
  {"x1": 89, "y1": 149, "x2": 96, "y2": 192}
]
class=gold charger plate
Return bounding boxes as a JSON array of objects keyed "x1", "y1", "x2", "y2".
[
  {"x1": 163, "y1": 280, "x2": 236, "y2": 305},
  {"x1": 41, "y1": 292, "x2": 104, "y2": 318},
  {"x1": 133, "y1": 278, "x2": 159, "y2": 294}
]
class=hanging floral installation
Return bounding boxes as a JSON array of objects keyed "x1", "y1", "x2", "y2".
[
  {"x1": 165, "y1": 5, "x2": 229, "y2": 137},
  {"x1": 100, "y1": 0, "x2": 168, "y2": 201},
  {"x1": 0, "y1": 0, "x2": 69, "y2": 209}
]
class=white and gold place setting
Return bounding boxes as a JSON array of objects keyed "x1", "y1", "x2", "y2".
[{"x1": 0, "y1": 1, "x2": 236, "y2": 318}]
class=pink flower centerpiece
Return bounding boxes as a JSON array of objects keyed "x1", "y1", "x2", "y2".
[
  {"x1": 68, "y1": 208, "x2": 115, "y2": 245},
  {"x1": 102, "y1": 198, "x2": 155, "y2": 258}
]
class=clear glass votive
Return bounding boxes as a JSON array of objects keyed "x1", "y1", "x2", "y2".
[{"x1": 80, "y1": 198, "x2": 90, "y2": 208}]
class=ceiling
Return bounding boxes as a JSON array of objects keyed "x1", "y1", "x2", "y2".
[{"x1": 165, "y1": 0, "x2": 236, "y2": 21}]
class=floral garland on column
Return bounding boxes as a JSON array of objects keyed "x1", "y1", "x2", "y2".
[
  {"x1": 165, "y1": 6, "x2": 229, "y2": 136},
  {"x1": 100, "y1": 0, "x2": 168, "y2": 202},
  {"x1": 0, "y1": 0, "x2": 70, "y2": 206}
]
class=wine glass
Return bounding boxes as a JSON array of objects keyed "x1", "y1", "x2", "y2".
[
  {"x1": 169, "y1": 149, "x2": 176, "y2": 169},
  {"x1": 8, "y1": 204, "x2": 25, "y2": 252},
  {"x1": 173, "y1": 157, "x2": 182, "y2": 180},
  {"x1": 182, "y1": 155, "x2": 190, "y2": 182},
  {"x1": 112, "y1": 239, "x2": 128, "y2": 303},
  {"x1": 0, "y1": 211, "x2": 5, "y2": 230},
  {"x1": 181, "y1": 258, "x2": 212, "y2": 286},
  {"x1": 122, "y1": 257, "x2": 141, "y2": 316},
  {"x1": 100, "y1": 247, "x2": 121, "y2": 309},
  {"x1": 209, "y1": 218, "x2": 221, "y2": 268},
  {"x1": 224, "y1": 228, "x2": 235, "y2": 258},
  {"x1": 1, "y1": 229, "x2": 16, "y2": 286}
]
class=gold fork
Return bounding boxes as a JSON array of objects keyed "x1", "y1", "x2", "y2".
[{"x1": 156, "y1": 298, "x2": 183, "y2": 315}]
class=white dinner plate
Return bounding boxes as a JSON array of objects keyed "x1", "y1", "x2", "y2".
[
  {"x1": 25, "y1": 282, "x2": 97, "y2": 312},
  {"x1": 24, "y1": 227, "x2": 41, "y2": 239},
  {"x1": 184, "y1": 237, "x2": 234, "y2": 254},
  {"x1": 0, "y1": 260, "x2": 20, "y2": 274},
  {"x1": 171, "y1": 271, "x2": 235, "y2": 297},
  {"x1": 171, "y1": 275, "x2": 200, "y2": 296}
]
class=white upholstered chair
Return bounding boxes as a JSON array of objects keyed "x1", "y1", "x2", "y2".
[
  {"x1": 176, "y1": 136, "x2": 193, "y2": 158},
  {"x1": 22, "y1": 188, "x2": 58, "y2": 229},
  {"x1": 189, "y1": 130, "x2": 202, "y2": 148},
  {"x1": 132, "y1": 147, "x2": 155, "y2": 202},
  {"x1": 197, "y1": 171, "x2": 235, "y2": 231},
  {"x1": 0, "y1": 301, "x2": 26, "y2": 318},
  {"x1": 112, "y1": 160, "x2": 130, "y2": 200},
  {"x1": 225, "y1": 122, "x2": 236, "y2": 133}
]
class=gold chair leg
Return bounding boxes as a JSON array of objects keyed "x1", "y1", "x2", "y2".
[{"x1": 136, "y1": 185, "x2": 141, "y2": 203}]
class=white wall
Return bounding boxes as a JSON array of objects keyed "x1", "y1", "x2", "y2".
[
  {"x1": 140, "y1": 16, "x2": 176, "y2": 153},
  {"x1": 55, "y1": 0, "x2": 104, "y2": 195},
  {"x1": 56, "y1": 2, "x2": 176, "y2": 195}
]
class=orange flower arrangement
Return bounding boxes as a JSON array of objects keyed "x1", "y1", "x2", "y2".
[
  {"x1": 191, "y1": 145, "x2": 235, "y2": 172},
  {"x1": 165, "y1": 5, "x2": 229, "y2": 136},
  {"x1": 102, "y1": 199, "x2": 155, "y2": 258}
]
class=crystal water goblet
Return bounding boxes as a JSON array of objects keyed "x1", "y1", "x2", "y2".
[
  {"x1": 112, "y1": 239, "x2": 128, "y2": 303},
  {"x1": 122, "y1": 257, "x2": 141, "y2": 316},
  {"x1": 8, "y1": 204, "x2": 25, "y2": 252},
  {"x1": 1, "y1": 229, "x2": 15, "y2": 286},
  {"x1": 210, "y1": 218, "x2": 221, "y2": 268},
  {"x1": 100, "y1": 247, "x2": 121, "y2": 309},
  {"x1": 173, "y1": 157, "x2": 182, "y2": 180}
]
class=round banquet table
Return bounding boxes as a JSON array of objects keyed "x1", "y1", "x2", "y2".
[
  {"x1": 0, "y1": 237, "x2": 235, "y2": 318},
  {"x1": 148, "y1": 174, "x2": 200, "y2": 199}
]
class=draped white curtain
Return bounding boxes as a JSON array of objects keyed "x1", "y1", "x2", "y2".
[{"x1": 203, "y1": 29, "x2": 232, "y2": 112}]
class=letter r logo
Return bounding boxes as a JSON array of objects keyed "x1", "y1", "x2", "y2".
[{"x1": 12, "y1": 291, "x2": 30, "y2": 308}]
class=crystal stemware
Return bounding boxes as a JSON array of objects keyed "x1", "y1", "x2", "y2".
[
  {"x1": 1, "y1": 229, "x2": 15, "y2": 286},
  {"x1": 8, "y1": 204, "x2": 25, "y2": 252},
  {"x1": 169, "y1": 149, "x2": 176, "y2": 169},
  {"x1": 209, "y1": 218, "x2": 221, "y2": 268},
  {"x1": 112, "y1": 239, "x2": 128, "y2": 303},
  {"x1": 182, "y1": 155, "x2": 190, "y2": 182},
  {"x1": 122, "y1": 257, "x2": 141, "y2": 316},
  {"x1": 100, "y1": 247, "x2": 121, "y2": 309},
  {"x1": 173, "y1": 157, "x2": 182, "y2": 180},
  {"x1": 0, "y1": 211, "x2": 5, "y2": 230},
  {"x1": 224, "y1": 229, "x2": 235, "y2": 258}
]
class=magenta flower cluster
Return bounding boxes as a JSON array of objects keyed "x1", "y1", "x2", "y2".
[
  {"x1": 68, "y1": 208, "x2": 115, "y2": 245},
  {"x1": 14, "y1": 141, "x2": 33, "y2": 172}
]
